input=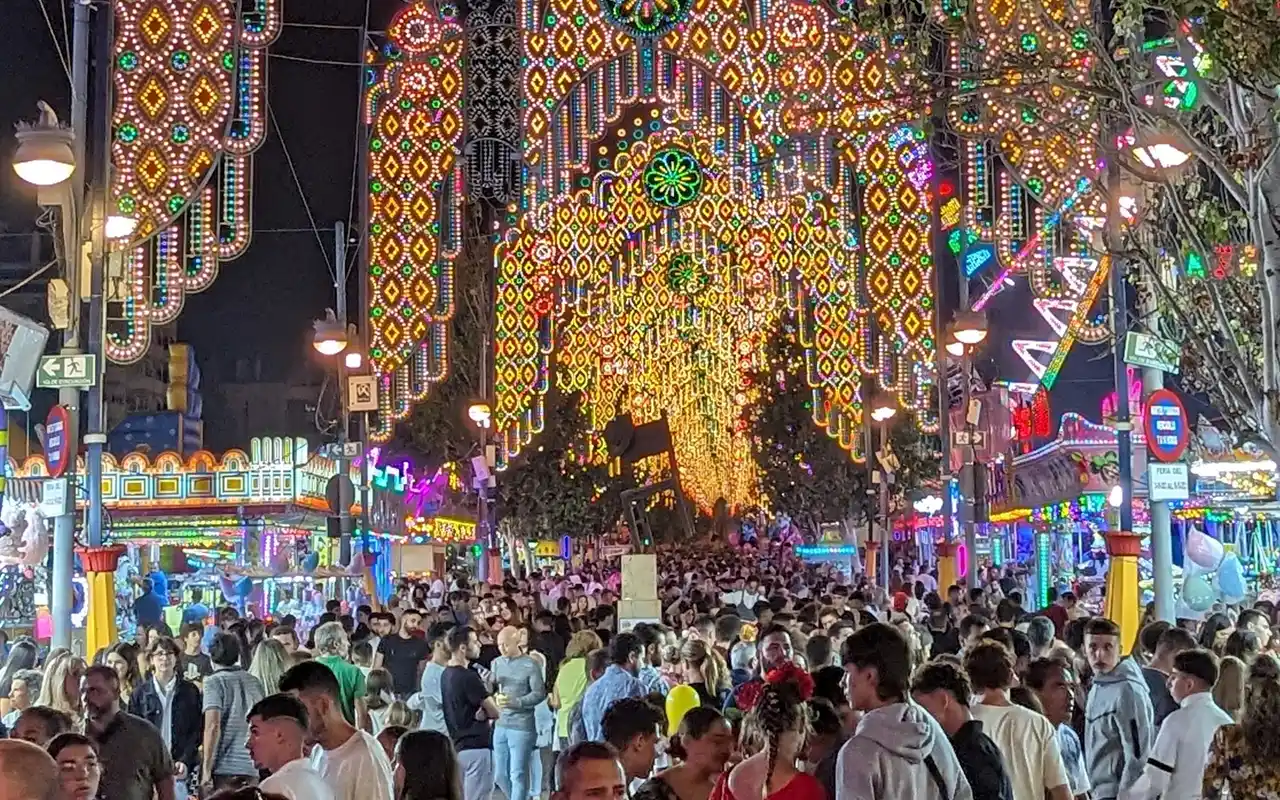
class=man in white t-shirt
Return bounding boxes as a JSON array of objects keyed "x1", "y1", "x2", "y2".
[
  {"x1": 965, "y1": 641, "x2": 1071, "y2": 800},
  {"x1": 280, "y1": 661, "x2": 395, "y2": 800},
  {"x1": 249, "y1": 693, "x2": 335, "y2": 800},
  {"x1": 429, "y1": 577, "x2": 447, "y2": 609}
]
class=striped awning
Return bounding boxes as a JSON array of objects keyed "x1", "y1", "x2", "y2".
[{"x1": 6, "y1": 478, "x2": 45, "y2": 505}]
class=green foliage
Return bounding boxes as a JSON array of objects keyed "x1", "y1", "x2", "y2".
[
  {"x1": 493, "y1": 391, "x2": 620, "y2": 539},
  {"x1": 744, "y1": 319, "x2": 941, "y2": 534}
]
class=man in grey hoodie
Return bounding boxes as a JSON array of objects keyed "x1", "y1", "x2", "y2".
[
  {"x1": 1082, "y1": 617, "x2": 1154, "y2": 800},
  {"x1": 837, "y1": 623, "x2": 974, "y2": 800}
]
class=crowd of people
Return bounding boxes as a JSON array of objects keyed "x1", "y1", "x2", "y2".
[{"x1": 0, "y1": 545, "x2": 1276, "y2": 800}]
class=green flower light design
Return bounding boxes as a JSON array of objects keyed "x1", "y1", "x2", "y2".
[
  {"x1": 666, "y1": 253, "x2": 710, "y2": 296},
  {"x1": 603, "y1": 0, "x2": 694, "y2": 38},
  {"x1": 643, "y1": 148, "x2": 704, "y2": 209}
]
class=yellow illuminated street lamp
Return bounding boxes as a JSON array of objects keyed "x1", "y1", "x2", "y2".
[
  {"x1": 468, "y1": 402, "x2": 492, "y2": 429},
  {"x1": 312, "y1": 309, "x2": 350, "y2": 356}
]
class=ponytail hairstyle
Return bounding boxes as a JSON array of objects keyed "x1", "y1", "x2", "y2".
[
  {"x1": 744, "y1": 663, "x2": 813, "y2": 799},
  {"x1": 680, "y1": 639, "x2": 731, "y2": 696}
]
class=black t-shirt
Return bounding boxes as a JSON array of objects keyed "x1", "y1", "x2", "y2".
[
  {"x1": 183, "y1": 652, "x2": 213, "y2": 682},
  {"x1": 475, "y1": 643, "x2": 500, "y2": 670},
  {"x1": 378, "y1": 634, "x2": 431, "y2": 696},
  {"x1": 529, "y1": 631, "x2": 566, "y2": 685},
  {"x1": 441, "y1": 665, "x2": 492, "y2": 751},
  {"x1": 950, "y1": 720, "x2": 1013, "y2": 800},
  {"x1": 929, "y1": 626, "x2": 961, "y2": 657}
]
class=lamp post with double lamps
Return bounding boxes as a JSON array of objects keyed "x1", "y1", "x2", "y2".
[
  {"x1": 946, "y1": 309, "x2": 988, "y2": 590},
  {"x1": 13, "y1": 99, "x2": 137, "y2": 650}
]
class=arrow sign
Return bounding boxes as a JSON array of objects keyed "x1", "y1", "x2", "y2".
[{"x1": 37, "y1": 354, "x2": 96, "y2": 389}]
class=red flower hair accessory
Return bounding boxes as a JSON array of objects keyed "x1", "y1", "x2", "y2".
[{"x1": 764, "y1": 661, "x2": 814, "y2": 701}]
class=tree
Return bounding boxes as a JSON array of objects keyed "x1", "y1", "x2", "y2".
[
  {"x1": 493, "y1": 391, "x2": 619, "y2": 540},
  {"x1": 1100, "y1": 0, "x2": 1280, "y2": 455},
  {"x1": 929, "y1": 0, "x2": 1280, "y2": 451},
  {"x1": 744, "y1": 319, "x2": 941, "y2": 538}
]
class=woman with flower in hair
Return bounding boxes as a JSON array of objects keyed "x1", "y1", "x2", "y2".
[{"x1": 712, "y1": 663, "x2": 824, "y2": 800}]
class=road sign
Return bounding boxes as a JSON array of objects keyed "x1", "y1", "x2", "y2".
[
  {"x1": 46, "y1": 405, "x2": 71, "y2": 478},
  {"x1": 1124, "y1": 332, "x2": 1181, "y2": 374},
  {"x1": 1148, "y1": 462, "x2": 1190, "y2": 501},
  {"x1": 41, "y1": 477, "x2": 67, "y2": 513},
  {"x1": 348, "y1": 375, "x2": 378, "y2": 412},
  {"x1": 1145, "y1": 389, "x2": 1190, "y2": 462},
  {"x1": 37, "y1": 354, "x2": 96, "y2": 389},
  {"x1": 340, "y1": 441, "x2": 363, "y2": 459}
]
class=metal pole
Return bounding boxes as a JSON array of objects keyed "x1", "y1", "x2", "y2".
[
  {"x1": 51, "y1": 0, "x2": 98, "y2": 652},
  {"x1": 957, "y1": 204, "x2": 978, "y2": 589},
  {"x1": 476, "y1": 327, "x2": 490, "y2": 584},
  {"x1": 879, "y1": 423, "x2": 891, "y2": 595},
  {"x1": 1141, "y1": 284, "x2": 1174, "y2": 621},
  {"x1": 335, "y1": 222, "x2": 353, "y2": 570},
  {"x1": 85, "y1": 0, "x2": 113, "y2": 551},
  {"x1": 961, "y1": 347, "x2": 978, "y2": 589},
  {"x1": 1107, "y1": 176, "x2": 1135, "y2": 537}
]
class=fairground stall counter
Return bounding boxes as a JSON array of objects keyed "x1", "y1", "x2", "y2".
[
  {"x1": 1169, "y1": 449, "x2": 1280, "y2": 608},
  {"x1": 7, "y1": 436, "x2": 401, "y2": 651},
  {"x1": 385, "y1": 458, "x2": 480, "y2": 582},
  {"x1": 987, "y1": 413, "x2": 1152, "y2": 634}
]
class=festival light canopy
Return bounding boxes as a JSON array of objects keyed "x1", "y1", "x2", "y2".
[{"x1": 365, "y1": 0, "x2": 945, "y2": 509}]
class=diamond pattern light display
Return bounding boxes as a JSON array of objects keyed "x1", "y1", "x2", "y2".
[
  {"x1": 368, "y1": 0, "x2": 940, "y2": 508},
  {"x1": 108, "y1": 0, "x2": 281, "y2": 363},
  {"x1": 935, "y1": 0, "x2": 1109, "y2": 388},
  {"x1": 364, "y1": 1, "x2": 465, "y2": 423}
]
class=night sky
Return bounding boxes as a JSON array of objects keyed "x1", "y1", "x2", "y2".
[
  {"x1": 0, "y1": 0, "x2": 1119, "y2": 446},
  {"x1": 1, "y1": 0, "x2": 409, "y2": 384}
]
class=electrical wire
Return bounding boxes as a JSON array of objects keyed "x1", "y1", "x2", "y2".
[
  {"x1": 0, "y1": 260, "x2": 58, "y2": 299},
  {"x1": 282, "y1": 21, "x2": 372, "y2": 30},
  {"x1": 346, "y1": 0, "x2": 373, "y2": 241},
  {"x1": 267, "y1": 99, "x2": 335, "y2": 279},
  {"x1": 269, "y1": 52, "x2": 366, "y2": 67},
  {"x1": 33, "y1": 0, "x2": 71, "y2": 81}
]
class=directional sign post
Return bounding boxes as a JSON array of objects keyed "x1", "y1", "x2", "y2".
[{"x1": 37, "y1": 354, "x2": 96, "y2": 389}]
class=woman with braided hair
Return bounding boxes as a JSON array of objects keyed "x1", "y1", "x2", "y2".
[{"x1": 711, "y1": 664, "x2": 825, "y2": 800}]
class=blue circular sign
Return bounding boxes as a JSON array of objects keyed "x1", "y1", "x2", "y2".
[{"x1": 1144, "y1": 389, "x2": 1189, "y2": 463}]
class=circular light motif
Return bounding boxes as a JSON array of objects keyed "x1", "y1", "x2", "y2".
[
  {"x1": 666, "y1": 253, "x2": 710, "y2": 296},
  {"x1": 602, "y1": 0, "x2": 693, "y2": 38},
  {"x1": 643, "y1": 148, "x2": 703, "y2": 208}
]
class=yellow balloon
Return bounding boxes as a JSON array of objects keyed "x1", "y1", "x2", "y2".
[{"x1": 666, "y1": 684, "x2": 702, "y2": 736}]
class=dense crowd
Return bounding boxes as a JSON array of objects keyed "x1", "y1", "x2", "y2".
[{"x1": 0, "y1": 544, "x2": 1276, "y2": 800}]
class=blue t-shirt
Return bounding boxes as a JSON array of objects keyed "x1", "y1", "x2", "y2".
[{"x1": 133, "y1": 593, "x2": 163, "y2": 626}]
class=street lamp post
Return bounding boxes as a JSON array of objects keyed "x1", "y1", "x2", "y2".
[
  {"x1": 13, "y1": 90, "x2": 136, "y2": 650},
  {"x1": 947, "y1": 311, "x2": 988, "y2": 590},
  {"x1": 468, "y1": 401, "x2": 492, "y2": 582},
  {"x1": 864, "y1": 387, "x2": 897, "y2": 595},
  {"x1": 1118, "y1": 133, "x2": 1188, "y2": 623},
  {"x1": 312, "y1": 303, "x2": 354, "y2": 573}
]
